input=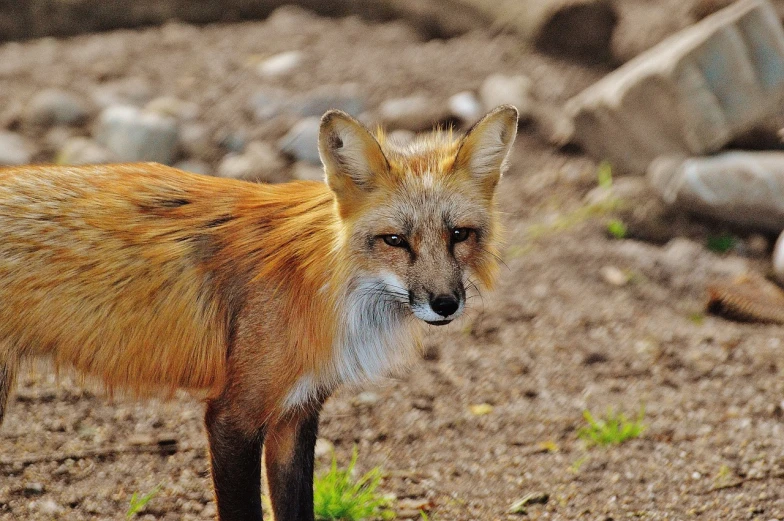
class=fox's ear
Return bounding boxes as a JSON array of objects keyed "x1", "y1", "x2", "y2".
[
  {"x1": 453, "y1": 105, "x2": 518, "y2": 197},
  {"x1": 319, "y1": 110, "x2": 389, "y2": 201}
]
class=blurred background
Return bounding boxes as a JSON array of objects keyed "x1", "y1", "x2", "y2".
[{"x1": 4, "y1": 1, "x2": 784, "y2": 520}]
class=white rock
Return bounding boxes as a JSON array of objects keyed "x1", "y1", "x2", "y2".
[
  {"x1": 377, "y1": 95, "x2": 450, "y2": 131},
  {"x1": 256, "y1": 50, "x2": 304, "y2": 78},
  {"x1": 0, "y1": 131, "x2": 35, "y2": 165},
  {"x1": 278, "y1": 117, "x2": 321, "y2": 164},
  {"x1": 314, "y1": 438, "x2": 334, "y2": 458},
  {"x1": 773, "y1": 230, "x2": 784, "y2": 283},
  {"x1": 174, "y1": 160, "x2": 211, "y2": 175},
  {"x1": 448, "y1": 91, "x2": 483, "y2": 123},
  {"x1": 57, "y1": 137, "x2": 115, "y2": 165},
  {"x1": 94, "y1": 105, "x2": 179, "y2": 164},
  {"x1": 600, "y1": 265, "x2": 630, "y2": 286},
  {"x1": 91, "y1": 77, "x2": 153, "y2": 108},
  {"x1": 292, "y1": 161, "x2": 324, "y2": 182},
  {"x1": 479, "y1": 74, "x2": 533, "y2": 118},
  {"x1": 178, "y1": 122, "x2": 215, "y2": 161},
  {"x1": 25, "y1": 89, "x2": 90, "y2": 126}
]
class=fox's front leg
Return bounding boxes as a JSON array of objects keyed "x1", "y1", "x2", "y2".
[
  {"x1": 205, "y1": 399, "x2": 265, "y2": 521},
  {"x1": 264, "y1": 404, "x2": 323, "y2": 521}
]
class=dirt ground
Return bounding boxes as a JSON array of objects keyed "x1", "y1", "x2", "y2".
[{"x1": 3, "y1": 3, "x2": 784, "y2": 520}]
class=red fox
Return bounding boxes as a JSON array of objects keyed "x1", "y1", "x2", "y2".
[{"x1": 0, "y1": 105, "x2": 517, "y2": 520}]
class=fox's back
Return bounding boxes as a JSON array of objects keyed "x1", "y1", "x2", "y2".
[{"x1": 0, "y1": 163, "x2": 333, "y2": 396}]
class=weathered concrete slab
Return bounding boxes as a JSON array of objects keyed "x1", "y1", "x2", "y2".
[{"x1": 566, "y1": 0, "x2": 784, "y2": 175}]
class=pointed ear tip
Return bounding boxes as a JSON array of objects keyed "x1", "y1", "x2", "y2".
[{"x1": 491, "y1": 104, "x2": 519, "y2": 123}]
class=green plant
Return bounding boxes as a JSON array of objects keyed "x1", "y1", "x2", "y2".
[
  {"x1": 578, "y1": 406, "x2": 646, "y2": 447},
  {"x1": 126, "y1": 485, "x2": 161, "y2": 519},
  {"x1": 597, "y1": 161, "x2": 613, "y2": 189},
  {"x1": 606, "y1": 219, "x2": 627, "y2": 239},
  {"x1": 706, "y1": 234, "x2": 736, "y2": 253},
  {"x1": 314, "y1": 448, "x2": 392, "y2": 521}
]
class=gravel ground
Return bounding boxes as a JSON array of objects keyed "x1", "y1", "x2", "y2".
[{"x1": 3, "y1": 4, "x2": 784, "y2": 520}]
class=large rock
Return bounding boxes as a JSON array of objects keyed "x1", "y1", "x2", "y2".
[
  {"x1": 57, "y1": 137, "x2": 115, "y2": 165},
  {"x1": 566, "y1": 0, "x2": 784, "y2": 175},
  {"x1": 24, "y1": 89, "x2": 91, "y2": 127},
  {"x1": 94, "y1": 105, "x2": 179, "y2": 165},
  {"x1": 648, "y1": 151, "x2": 784, "y2": 232},
  {"x1": 278, "y1": 118, "x2": 321, "y2": 164}
]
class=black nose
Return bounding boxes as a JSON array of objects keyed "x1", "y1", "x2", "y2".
[{"x1": 430, "y1": 294, "x2": 459, "y2": 317}]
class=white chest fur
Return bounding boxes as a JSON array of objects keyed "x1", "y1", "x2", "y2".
[{"x1": 282, "y1": 276, "x2": 418, "y2": 410}]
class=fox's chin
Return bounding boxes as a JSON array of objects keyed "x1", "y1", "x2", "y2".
[{"x1": 425, "y1": 319, "x2": 452, "y2": 326}]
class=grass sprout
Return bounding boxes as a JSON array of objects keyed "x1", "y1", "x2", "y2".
[{"x1": 578, "y1": 406, "x2": 646, "y2": 447}]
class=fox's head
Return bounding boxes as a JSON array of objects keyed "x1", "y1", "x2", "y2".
[{"x1": 318, "y1": 105, "x2": 517, "y2": 326}]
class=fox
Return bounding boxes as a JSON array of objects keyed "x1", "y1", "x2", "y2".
[{"x1": 0, "y1": 105, "x2": 517, "y2": 520}]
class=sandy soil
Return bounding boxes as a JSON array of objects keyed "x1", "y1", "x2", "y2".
[{"x1": 2, "y1": 4, "x2": 784, "y2": 520}]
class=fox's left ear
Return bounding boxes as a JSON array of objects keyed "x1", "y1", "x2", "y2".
[{"x1": 453, "y1": 105, "x2": 518, "y2": 198}]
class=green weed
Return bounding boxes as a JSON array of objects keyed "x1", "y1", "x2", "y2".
[
  {"x1": 126, "y1": 485, "x2": 161, "y2": 519},
  {"x1": 606, "y1": 219, "x2": 627, "y2": 239},
  {"x1": 314, "y1": 448, "x2": 392, "y2": 521},
  {"x1": 578, "y1": 407, "x2": 646, "y2": 447},
  {"x1": 706, "y1": 234, "x2": 736, "y2": 253}
]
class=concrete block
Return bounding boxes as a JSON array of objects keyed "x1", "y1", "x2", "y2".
[{"x1": 566, "y1": 0, "x2": 784, "y2": 174}]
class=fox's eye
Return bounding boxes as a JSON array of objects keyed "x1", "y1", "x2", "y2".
[
  {"x1": 382, "y1": 234, "x2": 408, "y2": 248},
  {"x1": 451, "y1": 228, "x2": 471, "y2": 243}
]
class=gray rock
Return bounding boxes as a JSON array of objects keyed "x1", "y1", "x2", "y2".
[
  {"x1": 773, "y1": 231, "x2": 784, "y2": 283},
  {"x1": 479, "y1": 74, "x2": 533, "y2": 119},
  {"x1": 217, "y1": 141, "x2": 288, "y2": 183},
  {"x1": 448, "y1": 91, "x2": 483, "y2": 124},
  {"x1": 566, "y1": 0, "x2": 784, "y2": 175},
  {"x1": 250, "y1": 84, "x2": 364, "y2": 122},
  {"x1": 377, "y1": 95, "x2": 450, "y2": 132},
  {"x1": 94, "y1": 105, "x2": 179, "y2": 165},
  {"x1": 649, "y1": 151, "x2": 784, "y2": 232},
  {"x1": 278, "y1": 117, "x2": 321, "y2": 164},
  {"x1": 25, "y1": 89, "x2": 91, "y2": 126},
  {"x1": 174, "y1": 159, "x2": 211, "y2": 175},
  {"x1": 57, "y1": 137, "x2": 115, "y2": 165},
  {"x1": 256, "y1": 50, "x2": 304, "y2": 78},
  {"x1": 0, "y1": 131, "x2": 35, "y2": 165}
]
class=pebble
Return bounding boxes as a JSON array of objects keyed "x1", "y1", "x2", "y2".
[
  {"x1": 278, "y1": 117, "x2": 321, "y2": 164},
  {"x1": 91, "y1": 76, "x2": 153, "y2": 108},
  {"x1": 600, "y1": 266, "x2": 630, "y2": 287},
  {"x1": 0, "y1": 131, "x2": 34, "y2": 165},
  {"x1": 57, "y1": 137, "x2": 115, "y2": 165},
  {"x1": 174, "y1": 160, "x2": 211, "y2": 175},
  {"x1": 314, "y1": 438, "x2": 334, "y2": 458},
  {"x1": 448, "y1": 91, "x2": 483, "y2": 124},
  {"x1": 377, "y1": 95, "x2": 450, "y2": 131},
  {"x1": 250, "y1": 84, "x2": 364, "y2": 121},
  {"x1": 773, "y1": 231, "x2": 784, "y2": 284},
  {"x1": 25, "y1": 88, "x2": 91, "y2": 126},
  {"x1": 353, "y1": 391, "x2": 381, "y2": 407},
  {"x1": 479, "y1": 74, "x2": 533, "y2": 119},
  {"x1": 145, "y1": 96, "x2": 199, "y2": 121},
  {"x1": 94, "y1": 105, "x2": 179, "y2": 164},
  {"x1": 291, "y1": 161, "x2": 324, "y2": 182},
  {"x1": 178, "y1": 122, "x2": 216, "y2": 161},
  {"x1": 217, "y1": 141, "x2": 288, "y2": 183},
  {"x1": 256, "y1": 50, "x2": 304, "y2": 78}
]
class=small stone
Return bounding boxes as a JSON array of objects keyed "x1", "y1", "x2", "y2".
[
  {"x1": 145, "y1": 96, "x2": 199, "y2": 122},
  {"x1": 217, "y1": 141, "x2": 288, "y2": 183},
  {"x1": 178, "y1": 123, "x2": 216, "y2": 161},
  {"x1": 174, "y1": 160, "x2": 211, "y2": 175},
  {"x1": 377, "y1": 95, "x2": 450, "y2": 131},
  {"x1": 314, "y1": 438, "x2": 334, "y2": 458},
  {"x1": 353, "y1": 391, "x2": 381, "y2": 407},
  {"x1": 291, "y1": 161, "x2": 324, "y2": 182},
  {"x1": 23, "y1": 483, "x2": 44, "y2": 496},
  {"x1": 57, "y1": 137, "x2": 115, "y2": 165},
  {"x1": 745, "y1": 234, "x2": 770, "y2": 257},
  {"x1": 42, "y1": 126, "x2": 78, "y2": 151},
  {"x1": 91, "y1": 77, "x2": 153, "y2": 108},
  {"x1": 479, "y1": 74, "x2": 533, "y2": 119},
  {"x1": 600, "y1": 266, "x2": 629, "y2": 286},
  {"x1": 773, "y1": 231, "x2": 784, "y2": 284},
  {"x1": 278, "y1": 117, "x2": 321, "y2": 164},
  {"x1": 34, "y1": 499, "x2": 62, "y2": 515},
  {"x1": 25, "y1": 89, "x2": 91, "y2": 126},
  {"x1": 256, "y1": 50, "x2": 304, "y2": 78},
  {"x1": 294, "y1": 84, "x2": 364, "y2": 118},
  {"x1": 448, "y1": 91, "x2": 483, "y2": 124},
  {"x1": 94, "y1": 105, "x2": 179, "y2": 165},
  {"x1": 0, "y1": 131, "x2": 35, "y2": 165}
]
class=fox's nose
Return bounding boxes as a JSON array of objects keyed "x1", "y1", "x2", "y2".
[{"x1": 430, "y1": 294, "x2": 459, "y2": 317}]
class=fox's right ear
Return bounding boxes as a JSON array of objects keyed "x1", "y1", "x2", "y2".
[{"x1": 318, "y1": 110, "x2": 389, "y2": 203}]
